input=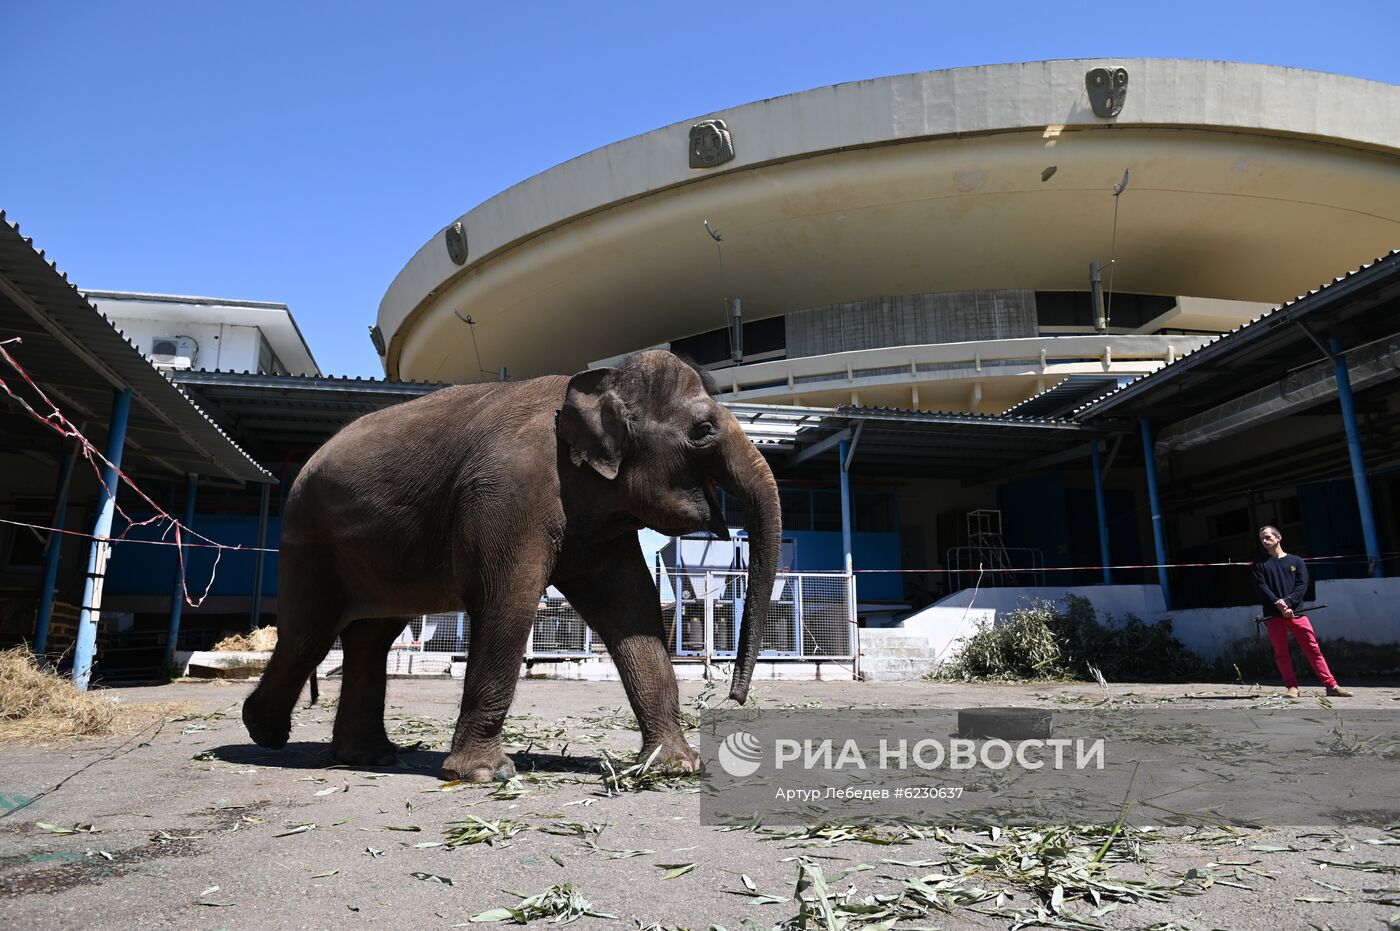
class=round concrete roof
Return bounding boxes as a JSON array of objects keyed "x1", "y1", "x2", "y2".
[{"x1": 379, "y1": 59, "x2": 1400, "y2": 383}]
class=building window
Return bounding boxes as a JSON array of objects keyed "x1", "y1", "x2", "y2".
[
  {"x1": 670, "y1": 316, "x2": 786, "y2": 367},
  {"x1": 1034, "y1": 292, "x2": 1175, "y2": 330},
  {"x1": 257, "y1": 335, "x2": 289, "y2": 375}
]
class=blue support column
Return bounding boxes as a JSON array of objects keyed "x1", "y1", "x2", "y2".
[
  {"x1": 838, "y1": 440, "x2": 853, "y2": 573},
  {"x1": 1330, "y1": 338, "x2": 1383, "y2": 577},
  {"x1": 250, "y1": 482, "x2": 272, "y2": 629},
  {"x1": 74, "y1": 388, "x2": 132, "y2": 690},
  {"x1": 1139, "y1": 418, "x2": 1171, "y2": 610},
  {"x1": 34, "y1": 440, "x2": 80, "y2": 655},
  {"x1": 1090, "y1": 440, "x2": 1113, "y2": 585},
  {"x1": 165, "y1": 473, "x2": 199, "y2": 668}
]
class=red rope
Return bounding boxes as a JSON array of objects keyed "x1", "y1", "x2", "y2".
[{"x1": 0, "y1": 338, "x2": 243, "y2": 605}]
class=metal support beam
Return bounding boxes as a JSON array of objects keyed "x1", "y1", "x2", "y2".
[
  {"x1": 1296, "y1": 321, "x2": 1337, "y2": 361},
  {"x1": 1139, "y1": 418, "x2": 1171, "y2": 610},
  {"x1": 34, "y1": 438, "x2": 80, "y2": 654},
  {"x1": 1090, "y1": 440, "x2": 1113, "y2": 585},
  {"x1": 166, "y1": 473, "x2": 199, "y2": 668},
  {"x1": 838, "y1": 439, "x2": 854, "y2": 573},
  {"x1": 1329, "y1": 338, "x2": 1383, "y2": 577},
  {"x1": 787, "y1": 427, "x2": 851, "y2": 467},
  {"x1": 842, "y1": 422, "x2": 864, "y2": 472},
  {"x1": 1100, "y1": 434, "x2": 1124, "y2": 481},
  {"x1": 250, "y1": 482, "x2": 272, "y2": 629},
  {"x1": 74, "y1": 388, "x2": 132, "y2": 691}
]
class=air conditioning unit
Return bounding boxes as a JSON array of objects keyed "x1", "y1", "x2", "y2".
[{"x1": 150, "y1": 336, "x2": 198, "y2": 369}]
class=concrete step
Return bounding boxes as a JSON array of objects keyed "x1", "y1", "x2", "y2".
[
  {"x1": 860, "y1": 634, "x2": 937, "y2": 649},
  {"x1": 857, "y1": 657, "x2": 938, "y2": 675},
  {"x1": 860, "y1": 646, "x2": 937, "y2": 658}
]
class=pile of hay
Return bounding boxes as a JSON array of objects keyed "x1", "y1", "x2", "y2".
[
  {"x1": 210, "y1": 626, "x2": 278, "y2": 652},
  {"x1": 0, "y1": 646, "x2": 118, "y2": 741}
]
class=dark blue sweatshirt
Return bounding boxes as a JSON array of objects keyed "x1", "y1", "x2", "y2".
[{"x1": 1251, "y1": 553, "x2": 1308, "y2": 618}]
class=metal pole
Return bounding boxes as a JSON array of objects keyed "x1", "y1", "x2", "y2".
[
  {"x1": 838, "y1": 438, "x2": 857, "y2": 673},
  {"x1": 34, "y1": 439, "x2": 80, "y2": 654},
  {"x1": 165, "y1": 473, "x2": 199, "y2": 669},
  {"x1": 74, "y1": 388, "x2": 132, "y2": 690},
  {"x1": 730, "y1": 297, "x2": 743, "y2": 365},
  {"x1": 1090, "y1": 262, "x2": 1107, "y2": 331},
  {"x1": 1138, "y1": 418, "x2": 1171, "y2": 610},
  {"x1": 1090, "y1": 440, "x2": 1113, "y2": 585},
  {"x1": 250, "y1": 482, "x2": 272, "y2": 629},
  {"x1": 838, "y1": 440, "x2": 854, "y2": 574},
  {"x1": 1329, "y1": 338, "x2": 1383, "y2": 577}
]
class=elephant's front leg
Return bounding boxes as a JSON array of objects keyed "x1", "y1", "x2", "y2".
[
  {"x1": 556, "y1": 537, "x2": 699, "y2": 773},
  {"x1": 442, "y1": 589, "x2": 539, "y2": 782}
]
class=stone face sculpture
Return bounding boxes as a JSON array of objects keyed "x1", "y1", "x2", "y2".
[
  {"x1": 690, "y1": 119, "x2": 735, "y2": 168},
  {"x1": 1086, "y1": 67, "x2": 1129, "y2": 118},
  {"x1": 444, "y1": 221, "x2": 468, "y2": 265}
]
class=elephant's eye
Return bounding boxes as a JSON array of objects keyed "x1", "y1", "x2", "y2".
[{"x1": 689, "y1": 420, "x2": 718, "y2": 443}]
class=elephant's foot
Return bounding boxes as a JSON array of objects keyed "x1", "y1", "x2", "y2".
[
  {"x1": 640, "y1": 736, "x2": 701, "y2": 774},
  {"x1": 441, "y1": 747, "x2": 516, "y2": 783},
  {"x1": 331, "y1": 733, "x2": 399, "y2": 766},
  {"x1": 242, "y1": 690, "x2": 290, "y2": 750}
]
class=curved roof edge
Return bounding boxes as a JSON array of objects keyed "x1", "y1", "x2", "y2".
[{"x1": 378, "y1": 58, "x2": 1400, "y2": 373}]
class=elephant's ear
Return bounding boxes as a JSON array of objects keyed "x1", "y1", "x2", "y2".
[{"x1": 558, "y1": 367, "x2": 629, "y2": 480}]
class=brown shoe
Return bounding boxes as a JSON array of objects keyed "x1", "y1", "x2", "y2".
[
  {"x1": 1326, "y1": 686, "x2": 1354, "y2": 697},
  {"x1": 1284, "y1": 687, "x2": 1300, "y2": 699}
]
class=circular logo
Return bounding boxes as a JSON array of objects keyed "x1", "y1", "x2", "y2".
[{"x1": 717, "y1": 731, "x2": 763, "y2": 777}]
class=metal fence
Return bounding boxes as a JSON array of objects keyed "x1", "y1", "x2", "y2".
[{"x1": 313, "y1": 571, "x2": 855, "y2": 676}]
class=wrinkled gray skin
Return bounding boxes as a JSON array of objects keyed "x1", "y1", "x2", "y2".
[{"x1": 242, "y1": 350, "x2": 780, "y2": 781}]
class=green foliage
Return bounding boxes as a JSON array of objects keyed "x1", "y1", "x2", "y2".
[{"x1": 937, "y1": 596, "x2": 1210, "y2": 683}]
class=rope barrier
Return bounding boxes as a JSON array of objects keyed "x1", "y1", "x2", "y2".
[
  {"x1": 4, "y1": 514, "x2": 1391, "y2": 574},
  {"x1": 0, "y1": 517, "x2": 277, "y2": 553},
  {"x1": 5, "y1": 335, "x2": 1395, "y2": 605},
  {"x1": 1, "y1": 337, "x2": 234, "y2": 605}
]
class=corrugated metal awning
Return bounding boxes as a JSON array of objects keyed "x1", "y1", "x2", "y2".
[{"x1": 0, "y1": 213, "x2": 272, "y2": 484}]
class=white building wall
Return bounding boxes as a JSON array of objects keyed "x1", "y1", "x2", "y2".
[
  {"x1": 896, "y1": 579, "x2": 1400, "y2": 666},
  {"x1": 104, "y1": 316, "x2": 269, "y2": 372}
]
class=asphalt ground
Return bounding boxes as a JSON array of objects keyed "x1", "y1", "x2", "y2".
[{"x1": 2, "y1": 676, "x2": 1398, "y2": 930}]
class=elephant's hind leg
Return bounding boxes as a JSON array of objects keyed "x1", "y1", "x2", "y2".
[{"x1": 331, "y1": 617, "x2": 409, "y2": 765}]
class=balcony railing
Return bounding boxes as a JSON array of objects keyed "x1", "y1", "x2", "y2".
[{"x1": 714, "y1": 335, "x2": 1213, "y2": 400}]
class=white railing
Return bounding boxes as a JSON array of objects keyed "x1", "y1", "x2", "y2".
[
  {"x1": 313, "y1": 570, "x2": 856, "y2": 676},
  {"x1": 716, "y1": 335, "x2": 1213, "y2": 400},
  {"x1": 659, "y1": 570, "x2": 856, "y2": 661}
]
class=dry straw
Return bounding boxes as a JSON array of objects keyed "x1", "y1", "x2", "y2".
[
  {"x1": 0, "y1": 647, "x2": 190, "y2": 742},
  {"x1": 210, "y1": 626, "x2": 278, "y2": 652},
  {"x1": 0, "y1": 646, "x2": 118, "y2": 740}
]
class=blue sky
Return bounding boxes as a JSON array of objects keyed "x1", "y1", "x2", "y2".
[{"x1": 4, "y1": 1, "x2": 1396, "y2": 378}]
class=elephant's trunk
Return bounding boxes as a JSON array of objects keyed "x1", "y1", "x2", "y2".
[{"x1": 713, "y1": 420, "x2": 781, "y2": 704}]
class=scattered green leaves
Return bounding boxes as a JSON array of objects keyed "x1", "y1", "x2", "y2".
[
  {"x1": 469, "y1": 883, "x2": 616, "y2": 924},
  {"x1": 443, "y1": 815, "x2": 528, "y2": 847}
]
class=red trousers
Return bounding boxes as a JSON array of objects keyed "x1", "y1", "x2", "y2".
[{"x1": 1264, "y1": 614, "x2": 1337, "y2": 690}]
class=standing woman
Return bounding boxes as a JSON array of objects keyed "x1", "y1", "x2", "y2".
[{"x1": 1251, "y1": 525, "x2": 1353, "y2": 698}]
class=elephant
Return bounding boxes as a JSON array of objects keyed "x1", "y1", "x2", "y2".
[{"x1": 242, "y1": 350, "x2": 780, "y2": 781}]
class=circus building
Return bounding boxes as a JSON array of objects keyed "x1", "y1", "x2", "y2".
[
  {"x1": 4, "y1": 60, "x2": 1400, "y2": 685},
  {"x1": 375, "y1": 59, "x2": 1400, "y2": 413}
]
